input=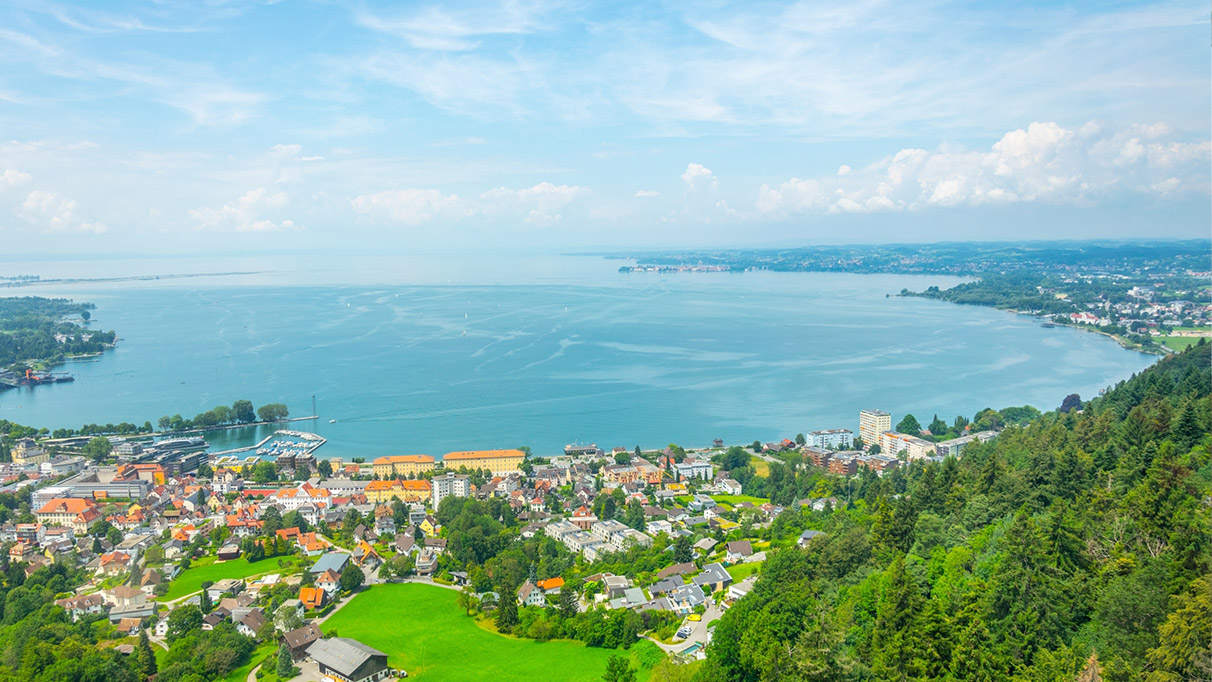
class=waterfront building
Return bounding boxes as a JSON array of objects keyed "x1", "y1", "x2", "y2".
[
  {"x1": 858, "y1": 410, "x2": 891, "y2": 448},
  {"x1": 441, "y1": 449, "x2": 526, "y2": 476},
  {"x1": 363, "y1": 478, "x2": 432, "y2": 504},
  {"x1": 431, "y1": 473, "x2": 470, "y2": 508},
  {"x1": 808, "y1": 429, "x2": 853, "y2": 449},
  {"x1": 371, "y1": 455, "x2": 435, "y2": 479}
]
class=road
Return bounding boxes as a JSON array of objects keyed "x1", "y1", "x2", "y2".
[{"x1": 641, "y1": 599, "x2": 722, "y2": 655}]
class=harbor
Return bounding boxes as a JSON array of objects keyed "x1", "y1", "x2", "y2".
[{"x1": 209, "y1": 429, "x2": 327, "y2": 466}]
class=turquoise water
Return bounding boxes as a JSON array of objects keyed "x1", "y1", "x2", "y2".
[{"x1": 0, "y1": 254, "x2": 1156, "y2": 457}]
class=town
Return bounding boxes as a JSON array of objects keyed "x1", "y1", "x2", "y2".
[{"x1": 0, "y1": 406, "x2": 1002, "y2": 682}]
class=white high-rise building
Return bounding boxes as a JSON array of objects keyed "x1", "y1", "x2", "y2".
[{"x1": 431, "y1": 473, "x2": 471, "y2": 508}]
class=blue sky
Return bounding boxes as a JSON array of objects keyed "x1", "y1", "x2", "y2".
[{"x1": 0, "y1": 0, "x2": 1208, "y2": 255}]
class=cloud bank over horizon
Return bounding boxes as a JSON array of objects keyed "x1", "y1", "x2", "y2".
[{"x1": 0, "y1": 1, "x2": 1207, "y2": 253}]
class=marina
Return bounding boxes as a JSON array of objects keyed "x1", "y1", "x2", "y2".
[{"x1": 209, "y1": 429, "x2": 327, "y2": 464}]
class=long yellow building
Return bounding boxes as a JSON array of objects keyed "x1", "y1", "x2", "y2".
[
  {"x1": 372, "y1": 454, "x2": 435, "y2": 478},
  {"x1": 442, "y1": 449, "x2": 526, "y2": 476},
  {"x1": 363, "y1": 479, "x2": 432, "y2": 504}
]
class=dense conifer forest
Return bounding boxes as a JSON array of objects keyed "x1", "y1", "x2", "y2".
[{"x1": 702, "y1": 342, "x2": 1210, "y2": 681}]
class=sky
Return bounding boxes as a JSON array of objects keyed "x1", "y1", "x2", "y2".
[{"x1": 0, "y1": 0, "x2": 1208, "y2": 256}]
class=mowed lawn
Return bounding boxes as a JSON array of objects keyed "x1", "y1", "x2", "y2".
[
  {"x1": 324, "y1": 583, "x2": 659, "y2": 682},
  {"x1": 1161, "y1": 336, "x2": 1206, "y2": 352},
  {"x1": 726, "y1": 561, "x2": 762, "y2": 583},
  {"x1": 160, "y1": 557, "x2": 295, "y2": 601},
  {"x1": 711, "y1": 494, "x2": 769, "y2": 506}
]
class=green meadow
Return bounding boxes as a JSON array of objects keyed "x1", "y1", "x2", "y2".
[{"x1": 323, "y1": 583, "x2": 661, "y2": 682}]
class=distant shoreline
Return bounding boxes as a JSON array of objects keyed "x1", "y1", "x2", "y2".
[{"x1": 0, "y1": 271, "x2": 264, "y2": 289}]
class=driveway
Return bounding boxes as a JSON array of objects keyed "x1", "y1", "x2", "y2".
[{"x1": 641, "y1": 599, "x2": 722, "y2": 655}]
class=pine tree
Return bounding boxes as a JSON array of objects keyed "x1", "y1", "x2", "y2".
[
  {"x1": 495, "y1": 589, "x2": 518, "y2": 632},
  {"x1": 276, "y1": 643, "x2": 295, "y2": 679},
  {"x1": 135, "y1": 629, "x2": 157, "y2": 678},
  {"x1": 1170, "y1": 397, "x2": 1203, "y2": 450},
  {"x1": 559, "y1": 584, "x2": 579, "y2": 619},
  {"x1": 870, "y1": 556, "x2": 920, "y2": 681}
]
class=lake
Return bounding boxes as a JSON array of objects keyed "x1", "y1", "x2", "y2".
[{"x1": 0, "y1": 253, "x2": 1157, "y2": 457}]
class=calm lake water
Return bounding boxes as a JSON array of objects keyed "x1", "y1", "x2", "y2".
[{"x1": 0, "y1": 253, "x2": 1156, "y2": 457}]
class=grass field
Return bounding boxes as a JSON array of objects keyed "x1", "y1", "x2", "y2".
[
  {"x1": 751, "y1": 460, "x2": 770, "y2": 477},
  {"x1": 1161, "y1": 336, "x2": 1206, "y2": 352},
  {"x1": 323, "y1": 583, "x2": 662, "y2": 682},
  {"x1": 726, "y1": 561, "x2": 762, "y2": 583},
  {"x1": 160, "y1": 556, "x2": 299, "y2": 601},
  {"x1": 711, "y1": 494, "x2": 769, "y2": 506}
]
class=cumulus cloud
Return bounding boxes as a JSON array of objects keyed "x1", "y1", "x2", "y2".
[
  {"x1": 756, "y1": 121, "x2": 1211, "y2": 216},
  {"x1": 18, "y1": 189, "x2": 105, "y2": 233},
  {"x1": 681, "y1": 162, "x2": 717, "y2": 191},
  {"x1": 190, "y1": 188, "x2": 297, "y2": 232},
  {"x1": 1, "y1": 169, "x2": 31, "y2": 188}
]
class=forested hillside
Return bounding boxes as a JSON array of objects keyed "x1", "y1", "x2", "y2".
[{"x1": 703, "y1": 342, "x2": 1210, "y2": 682}]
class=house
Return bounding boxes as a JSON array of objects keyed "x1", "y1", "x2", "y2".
[
  {"x1": 306, "y1": 637, "x2": 391, "y2": 682},
  {"x1": 208, "y1": 578, "x2": 246, "y2": 601},
  {"x1": 725, "y1": 540, "x2": 753, "y2": 563},
  {"x1": 689, "y1": 494, "x2": 716, "y2": 512},
  {"x1": 309, "y1": 551, "x2": 351, "y2": 575},
  {"x1": 97, "y1": 551, "x2": 133, "y2": 575},
  {"x1": 216, "y1": 544, "x2": 241, "y2": 561},
  {"x1": 282, "y1": 622, "x2": 323, "y2": 661},
  {"x1": 352, "y1": 540, "x2": 382, "y2": 569},
  {"x1": 517, "y1": 580, "x2": 545, "y2": 607},
  {"x1": 299, "y1": 586, "x2": 327, "y2": 611},
  {"x1": 415, "y1": 550, "x2": 437, "y2": 576},
  {"x1": 536, "y1": 577, "x2": 564, "y2": 594},
  {"x1": 391, "y1": 533, "x2": 415, "y2": 556},
  {"x1": 667, "y1": 584, "x2": 707, "y2": 614},
  {"x1": 693, "y1": 537, "x2": 718, "y2": 555},
  {"x1": 656, "y1": 562, "x2": 696, "y2": 580},
  {"x1": 648, "y1": 577, "x2": 683, "y2": 596},
  {"x1": 798, "y1": 530, "x2": 825, "y2": 548},
  {"x1": 55, "y1": 593, "x2": 108, "y2": 621},
  {"x1": 316, "y1": 569, "x2": 342, "y2": 596},
  {"x1": 139, "y1": 568, "x2": 164, "y2": 596},
  {"x1": 718, "y1": 479, "x2": 743, "y2": 496},
  {"x1": 692, "y1": 563, "x2": 732, "y2": 593},
  {"x1": 115, "y1": 617, "x2": 143, "y2": 636},
  {"x1": 103, "y1": 585, "x2": 147, "y2": 609},
  {"x1": 236, "y1": 609, "x2": 268, "y2": 639}
]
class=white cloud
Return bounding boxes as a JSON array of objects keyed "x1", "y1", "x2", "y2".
[
  {"x1": 190, "y1": 188, "x2": 296, "y2": 232},
  {"x1": 756, "y1": 120, "x2": 1211, "y2": 216},
  {"x1": 351, "y1": 188, "x2": 470, "y2": 226},
  {"x1": 634, "y1": 189, "x2": 659, "y2": 197},
  {"x1": 481, "y1": 182, "x2": 590, "y2": 226},
  {"x1": 1, "y1": 169, "x2": 31, "y2": 188},
  {"x1": 18, "y1": 189, "x2": 105, "y2": 233},
  {"x1": 681, "y1": 163, "x2": 717, "y2": 191}
]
